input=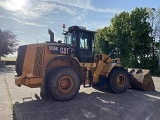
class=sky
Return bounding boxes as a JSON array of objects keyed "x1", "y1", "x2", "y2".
[{"x1": 0, "y1": 0, "x2": 160, "y2": 49}]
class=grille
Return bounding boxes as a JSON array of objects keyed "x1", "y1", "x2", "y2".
[{"x1": 33, "y1": 47, "x2": 44, "y2": 77}]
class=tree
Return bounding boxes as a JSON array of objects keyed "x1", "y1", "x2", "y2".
[
  {"x1": 147, "y1": 7, "x2": 160, "y2": 41},
  {"x1": 147, "y1": 7, "x2": 160, "y2": 69},
  {"x1": 95, "y1": 7, "x2": 152, "y2": 68},
  {"x1": 108, "y1": 11, "x2": 132, "y2": 66},
  {"x1": 129, "y1": 8, "x2": 152, "y2": 68},
  {"x1": 95, "y1": 27, "x2": 114, "y2": 54},
  {"x1": 0, "y1": 29, "x2": 18, "y2": 60},
  {"x1": 95, "y1": 11, "x2": 132, "y2": 66}
]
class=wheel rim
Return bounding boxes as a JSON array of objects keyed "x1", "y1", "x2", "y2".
[
  {"x1": 58, "y1": 76, "x2": 74, "y2": 94},
  {"x1": 116, "y1": 75, "x2": 125, "y2": 87}
]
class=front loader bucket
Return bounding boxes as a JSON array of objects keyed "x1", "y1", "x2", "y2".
[{"x1": 128, "y1": 68, "x2": 155, "y2": 91}]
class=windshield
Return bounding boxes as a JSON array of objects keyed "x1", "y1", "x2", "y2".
[{"x1": 64, "y1": 33, "x2": 76, "y2": 45}]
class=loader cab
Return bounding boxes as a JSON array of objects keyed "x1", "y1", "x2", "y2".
[{"x1": 64, "y1": 26, "x2": 95, "y2": 63}]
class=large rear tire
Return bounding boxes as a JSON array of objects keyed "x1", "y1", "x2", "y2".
[
  {"x1": 40, "y1": 86, "x2": 52, "y2": 99},
  {"x1": 49, "y1": 67, "x2": 81, "y2": 101},
  {"x1": 107, "y1": 67, "x2": 129, "y2": 94}
]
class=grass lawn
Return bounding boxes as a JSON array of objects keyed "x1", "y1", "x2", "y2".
[{"x1": 1, "y1": 57, "x2": 16, "y2": 61}]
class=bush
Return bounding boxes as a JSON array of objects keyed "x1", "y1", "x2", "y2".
[{"x1": 152, "y1": 68, "x2": 160, "y2": 77}]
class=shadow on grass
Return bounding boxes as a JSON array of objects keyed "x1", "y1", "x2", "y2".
[{"x1": 13, "y1": 88, "x2": 160, "y2": 120}]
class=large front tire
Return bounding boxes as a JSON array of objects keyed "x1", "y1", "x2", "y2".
[
  {"x1": 108, "y1": 67, "x2": 129, "y2": 94},
  {"x1": 49, "y1": 67, "x2": 81, "y2": 101}
]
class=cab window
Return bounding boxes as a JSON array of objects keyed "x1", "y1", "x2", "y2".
[
  {"x1": 79, "y1": 32, "x2": 89, "y2": 49},
  {"x1": 64, "y1": 32, "x2": 76, "y2": 46}
]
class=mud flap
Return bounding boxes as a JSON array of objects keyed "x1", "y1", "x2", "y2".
[{"x1": 128, "y1": 68, "x2": 155, "y2": 91}]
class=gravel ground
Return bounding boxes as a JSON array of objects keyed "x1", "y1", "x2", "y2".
[{"x1": 0, "y1": 66, "x2": 160, "y2": 120}]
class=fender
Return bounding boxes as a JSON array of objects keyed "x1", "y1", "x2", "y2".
[{"x1": 43, "y1": 56, "x2": 83, "y2": 87}]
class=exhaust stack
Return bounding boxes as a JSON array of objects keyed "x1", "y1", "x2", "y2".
[{"x1": 48, "y1": 29, "x2": 54, "y2": 43}]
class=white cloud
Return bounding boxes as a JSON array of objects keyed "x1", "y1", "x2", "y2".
[
  {"x1": 24, "y1": 21, "x2": 47, "y2": 27},
  {"x1": 0, "y1": 15, "x2": 5, "y2": 18},
  {"x1": 42, "y1": 0, "x2": 122, "y2": 13},
  {"x1": 56, "y1": 4, "x2": 76, "y2": 15},
  {"x1": 14, "y1": 30, "x2": 24, "y2": 34},
  {"x1": 0, "y1": 0, "x2": 122, "y2": 21},
  {"x1": 0, "y1": 0, "x2": 14, "y2": 11},
  {"x1": 13, "y1": 30, "x2": 24, "y2": 34},
  {"x1": 11, "y1": 17, "x2": 47, "y2": 27},
  {"x1": 9, "y1": 1, "x2": 57, "y2": 18},
  {"x1": 74, "y1": 9, "x2": 87, "y2": 21},
  {"x1": 0, "y1": 0, "x2": 77, "y2": 19},
  {"x1": 0, "y1": 0, "x2": 27, "y2": 11},
  {"x1": 46, "y1": 21, "x2": 55, "y2": 24},
  {"x1": 11, "y1": 17, "x2": 22, "y2": 23},
  {"x1": 80, "y1": 21, "x2": 110, "y2": 31}
]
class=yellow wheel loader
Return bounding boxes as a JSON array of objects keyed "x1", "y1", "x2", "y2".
[{"x1": 15, "y1": 25, "x2": 155, "y2": 101}]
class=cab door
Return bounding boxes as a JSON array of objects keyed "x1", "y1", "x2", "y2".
[{"x1": 77, "y1": 31, "x2": 94, "y2": 63}]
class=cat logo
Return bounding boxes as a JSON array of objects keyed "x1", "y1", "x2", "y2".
[
  {"x1": 60, "y1": 47, "x2": 70, "y2": 54},
  {"x1": 47, "y1": 45, "x2": 71, "y2": 55}
]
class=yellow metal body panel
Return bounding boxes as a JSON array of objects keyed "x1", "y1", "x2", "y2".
[
  {"x1": 24, "y1": 78, "x2": 43, "y2": 88},
  {"x1": 15, "y1": 43, "x2": 83, "y2": 88},
  {"x1": 42, "y1": 43, "x2": 77, "y2": 78},
  {"x1": 22, "y1": 42, "x2": 68, "y2": 78},
  {"x1": 15, "y1": 43, "x2": 121, "y2": 88},
  {"x1": 15, "y1": 70, "x2": 27, "y2": 86},
  {"x1": 22, "y1": 43, "x2": 46, "y2": 78},
  {"x1": 15, "y1": 43, "x2": 45, "y2": 88},
  {"x1": 93, "y1": 54, "x2": 120, "y2": 83},
  {"x1": 79, "y1": 62, "x2": 96, "y2": 68},
  {"x1": 15, "y1": 69, "x2": 43, "y2": 88}
]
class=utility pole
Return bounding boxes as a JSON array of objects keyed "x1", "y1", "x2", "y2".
[{"x1": 37, "y1": 37, "x2": 39, "y2": 43}]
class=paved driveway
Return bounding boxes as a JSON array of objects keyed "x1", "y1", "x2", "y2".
[{"x1": 0, "y1": 66, "x2": 160, "y2": 120}]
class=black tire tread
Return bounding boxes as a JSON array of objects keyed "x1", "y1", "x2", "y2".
[
  {"x1": 49, "y1": 66, "x2": 81, "y2": 101},
  {"x1": 107, "y1": 67, "x2": 129, "y2": 94}
]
